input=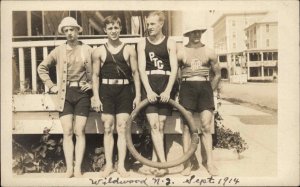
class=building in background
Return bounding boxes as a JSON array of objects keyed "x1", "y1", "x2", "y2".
[
  {"x1": 244, "y1": 12, "x2": 278, "y2": 81},
  {"x1": 211, "y1": 11, "x2": 270, "y2": 82}
]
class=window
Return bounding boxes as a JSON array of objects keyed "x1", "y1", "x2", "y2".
[
  {"x1": 233, "y1": 32, "x2": 236, "y2": 38},
  {"x1": 266, "y1": 24, "x2": 269, "y2": 32},
  {"x1": 254, "y1": 40, "x2": 257, "y2": 48},
  {"x1": 263, "y1": 52, "x2": 276, "y2": 61},
  {"x1": 219, "y1": 55, "x2": 227, "y2": 62},
  {"x1": 264, "y1": 68, "x2": 273, "y2": 76},
  {"x1": 233, "y1": 43, "x2": 236, "y2": 49},
  {"x1": 273, "y1": 52, "x2": 278, "y2": 60},
  {"x1": 232, "y1": 20, "x2": 235, "y2": 26},
  {"x1": 250, "y1": 67, "x2": 261, "y2": 77},
  {"x1": 13, "y1": 11, "x2": 28, "y2": 36},
  {"x1": 249, "y1": 53, "x2": 262, "y2": 61},
  {"x1": 266, "y1": 39, "x2": 270, "y2": 47}
]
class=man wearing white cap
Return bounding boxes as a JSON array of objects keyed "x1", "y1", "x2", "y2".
[
  {"x1": 38, "y1": 17, "x2": 93, "y2": 177},
  {"x1": 177, "y1": 23, "x2": 221, "y2": 176}
]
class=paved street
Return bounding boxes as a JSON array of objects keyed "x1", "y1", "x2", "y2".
[{"x1": 220, "y1": 81, "x2": 278, "y2": 111}]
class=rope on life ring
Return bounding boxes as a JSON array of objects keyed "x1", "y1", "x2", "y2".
[{"x1": 125, "y1": 98, "x2": 199, "y2": 169}]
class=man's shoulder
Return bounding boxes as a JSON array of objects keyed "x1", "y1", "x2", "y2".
[
  {"x1": 93, "y1": 45, "x2": 106, "y2": 53},
  {"x1": 82, "y1": 43, "x2": 92, "y2": 49},
  {"x1": 137, "y1": 37, "x2": 146, "y2": 49},
  {"x1": 123, "y1": 43, "x2": 135, "y2": 53}
]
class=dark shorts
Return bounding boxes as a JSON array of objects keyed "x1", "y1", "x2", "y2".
[
  {"x1": 100, "y1": 84, "x2": 134, "y2": 115},
  {"x1": 179, "y1": 81, "x2": 215, "y2": 113},
  {"x1": 141, "y1": 74, "x2": 177, "y2": 116},
  {"x1": 59, "y1": 87, "x2": 91, "y2": 117}
]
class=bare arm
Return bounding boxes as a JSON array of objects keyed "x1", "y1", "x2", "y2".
[
  {"x1": 91, "y1": 46, "x2": 103, "y2": 111},
  {"x1": 209, "y1": 49, "x2": 221, "y2": 91},
  {"x1": 128, "y1": 45, "x2": 141, "y2": 108},
  {"x1": 137, "y1": 39, "x2": 158, "y2": 103},
  {"x1": 160, "y1": 38, "x2": 178, "y2": 102}
]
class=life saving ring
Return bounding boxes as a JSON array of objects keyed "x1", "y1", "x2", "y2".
[{"x1": 125, "y1": 99, "x2": 199, "y2": 169}]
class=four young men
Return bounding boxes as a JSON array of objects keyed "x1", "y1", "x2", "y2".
[{"x1": 38, "y1": 11, "x2": 220, "y2": 178}]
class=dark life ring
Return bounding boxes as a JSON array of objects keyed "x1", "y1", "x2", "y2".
[{"x1": 125, "y1": 99, "x2": 199, "y2": 169}]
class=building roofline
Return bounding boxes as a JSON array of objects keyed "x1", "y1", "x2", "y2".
[
  {"x1": 211, "y1": 11, "x2": 268, "y2": 28},
  {"x1": 244, "y1": 21, "x2": 277, "y2": 31}
]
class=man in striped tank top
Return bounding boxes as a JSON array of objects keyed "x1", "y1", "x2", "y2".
[
  {"x1": 177, "y1": 24, "x2": 221, "y2": 176},
  {"x1": 92, "y1": 16, "x2": 141, "y2": 177},
  {"x1": 137, "y1": 11, "x2": 178, "y2": 177}
]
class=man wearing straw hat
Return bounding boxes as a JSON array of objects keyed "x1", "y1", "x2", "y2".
[
  {"x1": 177, "y1": 23, "x2": 221, "y2": 176},
  {"x1": 38, "y1": 17, "x2": 93, "y2": 177}
]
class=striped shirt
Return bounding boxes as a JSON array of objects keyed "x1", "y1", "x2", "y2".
[{"x1": 180, "y1": 46, "x2": 216, "y2": 78}]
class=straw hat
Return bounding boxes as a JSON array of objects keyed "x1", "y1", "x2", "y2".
[
  {"x1": 183, "y1": 24, "x2": 207, "y2": 37},
  {"x1": 58, "y1": 17, "x2": 83, "y2": 34}
]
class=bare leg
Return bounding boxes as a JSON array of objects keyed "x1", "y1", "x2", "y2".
[
  {"x1": 181, "y1": 124, "x2": 192, "y2": 176},
  {"x1": 100, "y1": 114, "x2": 115, "y2": 177},
  {"x1": 154, "y1": 115, "x2": 168, "y2": 177},
  {"x1": 73, "y1": 115, "x2": 87, "y2": 177},
  {"x1": 60, "y1": 114, "x2": 74, "y2": 178},
  {"x1": 116, "y1": 113, "x2": 130, "y2": 177},
  {"x1": 200, "y1": 110, "x2": 218, "y2": 176},
  {"x1": 146, "y1": 113, "x2": 166, "y2": 162}
]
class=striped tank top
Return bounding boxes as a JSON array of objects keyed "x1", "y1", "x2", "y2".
[{"x1": 181, "y1": 46, "x2": 211, "y2": 78}]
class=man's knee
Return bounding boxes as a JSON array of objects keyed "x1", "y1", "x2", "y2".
[
  {"x1": 103, "y1": 119, "x2": 114, "y2": 135},
  {"x1": 63, "y1": 130, "x2": 73, "y2": 137},
  {"x1": 200, "y1": 119, "x2": 212, "y2": 133},
  {"x1": 150, "y1": 121, "x2": 160, "y2": 134},
  {"x1": 74, "y1": 129, "x2": 85, "y2": 137},
  {"x1": 116, "y1": 121, "x2": 126, "y2": 134}
]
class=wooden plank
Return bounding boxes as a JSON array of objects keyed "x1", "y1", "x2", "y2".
[
  {"x1": 31, "y1": 47, "x2": 37, "y2": 93},
  {"x1": 18, "y1": 48, "x2": 25, "y2": 92},
  {"x1": 13, "y1": 94, "x2": 57, "y2": 111}
]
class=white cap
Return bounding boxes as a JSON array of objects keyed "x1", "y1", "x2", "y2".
[
  {"x1": 182, "y1": 11, "x2": 208, "y2": 37},
  {"x1": 58, "y1": 17, "x2": 83, "y2": 34},
  {"x1": 183, "y1": 24, "x2": 207, "y2": 37}
]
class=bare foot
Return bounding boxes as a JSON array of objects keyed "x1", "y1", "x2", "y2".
[
  {"x1": 99, "y1": 166, "x2": 114, "y2": 178},
  {"x1": 204, "y1": 164, "x2": 218, "y2": 176},
  {"x1": 181, "y1": 166, "x2": 192, "y2": 176},
  {"x1": 154, "y1": 168, "x2": 168, "y2": 177},
  {"x1": 149, "y1": 167, "x2": 158, "y2": 174},
  {"x1": 138, "y1": 165, "x2": 152, "y2": 175},
  {"x1": 117, "y1": 167, "x2": 130, "y2": 177},
  {"x1": 65, "y1": 170, "x2": 74, "y2": 178},
  {"x1": 74, "y1": 170, "x2": 83, "y2": 178}
]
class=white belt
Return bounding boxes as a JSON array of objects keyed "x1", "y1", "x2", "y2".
[
  {"x1": 146, "y1": 70, "x2": 171, "y2": 75},
  {"x1": 67, "y1": 81, "x2": 87, "y2": 87},
  {"x1": 182, "y1": 76, "x2": 208, "y2": 81},
  {"x1": 102, "y1": 79, "x2": 129, "y2": 85}
]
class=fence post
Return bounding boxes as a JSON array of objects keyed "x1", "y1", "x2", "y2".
[
  {"x1": 18, "y1": 48, "x2": 25, "y2": 92},
  {"x1": 31, "y1": 47, "x2": 37, "y2": 93}
]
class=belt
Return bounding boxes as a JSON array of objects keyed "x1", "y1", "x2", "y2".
[
  {"x1": 182, "y1": 76, "x2": 208, "y2": 81},
  {"x1": 146, "y1": 70, "x2": 171, "y2": 75},
  {"x1": 67, "y1": 81, "x2": 87, "y2": 87},
  {"x1": 102, "y1": 79, "x2": 129, "y2": 85}
]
